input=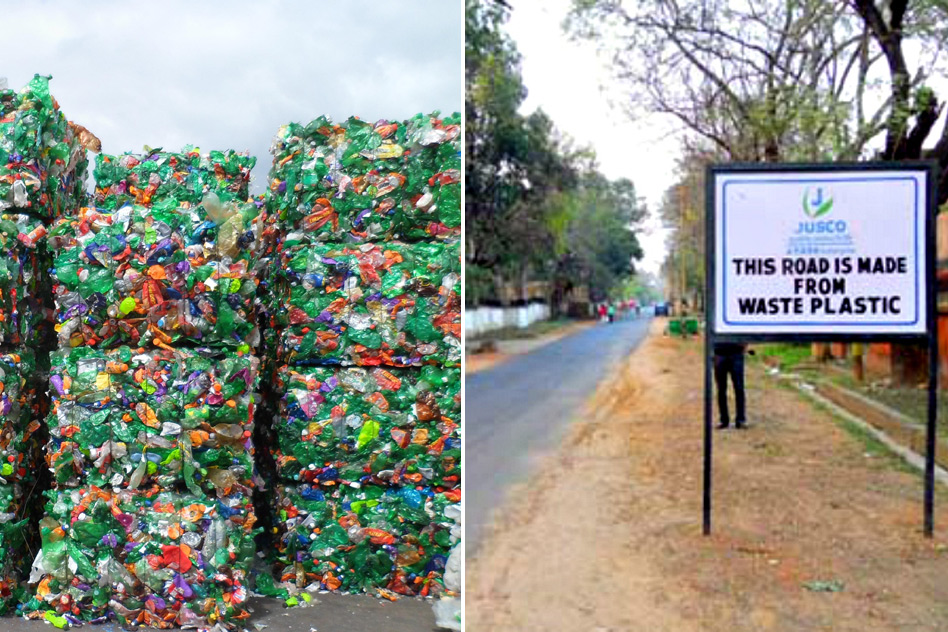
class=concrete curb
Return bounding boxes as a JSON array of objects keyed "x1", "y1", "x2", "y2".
[
  {"x1": 813, "y1": 380, "x2": 948, "y2": 471},
  {"x1": 782, "y1": 375, "x2": 948, "y2": 487}
]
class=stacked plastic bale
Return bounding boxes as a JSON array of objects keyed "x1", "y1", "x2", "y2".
[
  {"x1": 0, "y1": 74, "x2": 91, "y2": 613},
  {"x1": 262, "y1": 113, "x2": 461, "y2": 598},
  {"x1": 0, "y1": 350, "x2": 46, "y2": 613},
  {"x1": 92, "y1": 148, "x2": 254, "y2": 211},
  {"x1": 0, "y1": 74, "x2": 90, "y2": 221},
  {"x1": 27, "y1": 149, "x2": 264, "y2": 628}
]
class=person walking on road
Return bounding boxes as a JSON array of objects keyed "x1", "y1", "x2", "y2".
[
  {"x1": 607, "y1": 303, "x2": 616, "y2": 323},
  {"x1": 714, "y1": 342, "x2": 747, "y2": 429}
]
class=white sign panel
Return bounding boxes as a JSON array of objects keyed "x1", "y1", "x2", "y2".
[{"x1": 714, "y1": 168, "x2": 928, "y2": 335}]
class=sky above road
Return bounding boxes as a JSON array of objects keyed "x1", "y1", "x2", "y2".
[
  {"x1": 0, "y1": 1, "x2": 463, "y2": 195},
  {"x1": 506, "y1": 0, "x2": 675, "y2": 275}
]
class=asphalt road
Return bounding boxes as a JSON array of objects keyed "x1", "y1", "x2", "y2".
[{"x1": 466, "y1": 315, "x2": 652, "y2": 552}]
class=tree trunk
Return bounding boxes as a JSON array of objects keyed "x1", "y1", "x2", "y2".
[
  {"x1": 890, "y1": 343, "x2": 928, "y2": 386},
  {"x1": 812, "y1": 342, "x2": 831, "y2": 363},
  {"x1": 851, "y1": 343, "x2": 865, "y2": 382},
  {"x1": 494, "y1": 272, "x2": 509, "y2": 307}
]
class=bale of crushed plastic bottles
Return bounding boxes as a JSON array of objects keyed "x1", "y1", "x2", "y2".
[
  {"x1": 0, "y1": 74, "x2": 90, "y2": 220},
  {"x1": 267, "y1": 240, "x2": 460, "y2": 367},
  {"x1": 270, "y1": 364, "x2": 459, "y2": 486},
  {"x1": 266, "y1": 113, "x2": 460, "y2": 244},
  {"x1": 271, "y1": 482, "x2": 459, "y2": 596},
  {"x1": 46, "y1": 345, "x2": 259, "y2": 495},
  {"x1": 49, "y1": 198, "x2": 263, "y2": 351},
  {"x1": 25, "y1": 485, "x2": 258, "y2": 628},
  {"x1": 93, "y1": 149, "x2": 254, "y2": 211}
]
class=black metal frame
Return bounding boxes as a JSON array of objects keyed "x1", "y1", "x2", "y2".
[{"x1": 703, "y1": 160, "x2": 939, "y2": 537}]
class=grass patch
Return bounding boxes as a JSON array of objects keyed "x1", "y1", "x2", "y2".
[
  {"x1": 754, "y1": 343, "x2": 812, "y2": 371},
  {"x1": 832, "y1": 415, "x2": 916, "y2": 474},
  {"x1": 793, "y1": 382, "x2": 918, "y2": 476},
  {"x1": 757, "y1": 366, "x2": 918, "y2": 476},
  {"x1": 820, "y1": 364, "x2": 948, "y2": 440}
]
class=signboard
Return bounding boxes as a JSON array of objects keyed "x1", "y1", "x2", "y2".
[
  {"x1": 712, "y1": 165, "x2": 932, "y2": 337},
  {"x1": 703, "y1": 162, "x2": 938, "y2": 538}
]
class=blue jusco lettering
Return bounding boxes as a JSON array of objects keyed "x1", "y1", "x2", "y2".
[{"x1": 795, "y1": 220, "x2": 847, "y2": 234}]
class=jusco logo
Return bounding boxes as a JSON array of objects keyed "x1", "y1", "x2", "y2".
[{"x1": 796, "y1": 187, "x2": 846, "y2": 234}]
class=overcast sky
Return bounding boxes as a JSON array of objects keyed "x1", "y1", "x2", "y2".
[
  {"x1": 0, "y1": 1, "x2": 463, "y2": 195},
  {"x1": 506, "y1": 0, "x2": 675, "y2": 275}
]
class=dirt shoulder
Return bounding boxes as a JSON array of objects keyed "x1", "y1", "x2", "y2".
[
  {"x1": 465, "y1": 319, "x2": 597, "y2": 375},
  {"x1": 465, "y1": 321, "x2": 948, "y2": 632}
]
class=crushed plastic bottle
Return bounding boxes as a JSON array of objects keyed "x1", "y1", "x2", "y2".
[
  {"x1": 46, "y1": 345, "x2": 259, "y2": 495},
  {"x1": 49, "y1": 201, "x2": 263, "y2": 350},
  {"x1": 265, "y1": 113, "x2": 460, "y2": 244},
  {"x1": 25, "y1": 485, "x2": 258, "y2": 627},
  {"x1": 266, "y1": 241, "x2": 460, "y2": 367}
]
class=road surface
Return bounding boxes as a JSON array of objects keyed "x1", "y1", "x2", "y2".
[{"x1": 465, "y1": 315, "x2": 652, "y2": 551}]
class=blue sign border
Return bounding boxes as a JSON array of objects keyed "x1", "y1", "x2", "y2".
[{"x1": 721, "y1": 175, "x2": 921, "y2": 328}]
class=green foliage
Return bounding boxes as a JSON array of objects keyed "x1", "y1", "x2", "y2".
[
  {"x1": 464, "y1": 263, "x2": 495, "y2": 307},
  {"x1": 756, "y1": 343, "x2": 812, "y2": 371},
  {"x1": 614, "y1": 272, "x2": 662, "y2": 304},
  {"x1": 466, "y1": 0, "x2": 646, "y2": 306}
]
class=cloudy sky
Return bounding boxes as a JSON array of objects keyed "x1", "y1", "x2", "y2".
[
  {"x1": 0, "y1": 1, "x2": 463, "y2": 194},
  {"x1": 506, "y1": 0, "x2": 675, "y2": 274}
]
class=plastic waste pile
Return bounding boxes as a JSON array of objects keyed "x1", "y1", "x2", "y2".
[
  {"x1": 93, "y1": 149, "x2": 254, "y2": 211},
  {"x1": 0, "y1": 351, "x2": 46, "y2": 613},
  {"x1": 265, "y1": 113, "x2": 460, "y2": 245},
  {"x1": 45, "y1": 346, "x2": 259, "y2": 494},
  {"x1": 0, "y1": 75, "x2": 94, "y2": 615},
  {"x1": 0, "y1": 74, "x2": 89, "y2": 220},
  {"x1": 0, "y1": 74, "x2": 88, "y2": 348},
  {"x1": 268, "y1": 365, "x2": 459, "y2": 486},
  {"x1": 47, "y1": 201, "x2": 262, "y2": 350},
  {"x1": 269, "y1": 365, "x2": 460, "y2": 595},
  {"x1": 271, "y1": 241, "x2": 460, "y2": 367},
  {"x1": 262, "y1": 113, "x2": 461, "y2": 600},
  {"x1": 30, "y1": 486, "x2": 256, "y2": 628},
  {"x1": 0, "y1": 77, "x2": 464, "y2": 621},
  {"x1": 0, "y1": 213, "x2": 53, "y2": 349},
  {"x1": 28, "y1": 146, "x2": 263, "y2": 628},
  {"x1": 272, "y1": 478, "x2": 461, "y2": 596}
]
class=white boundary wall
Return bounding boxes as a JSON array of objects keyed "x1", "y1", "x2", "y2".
[{"x1": 464, "y1": 303, "x2": 551, "y2": 337}]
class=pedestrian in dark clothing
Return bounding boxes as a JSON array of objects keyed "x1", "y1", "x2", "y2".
[{"x1": 713, "y1": 342, "x2": 747, "y2": 429}]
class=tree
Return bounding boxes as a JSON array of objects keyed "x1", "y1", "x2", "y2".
[
  {"x1": 848, "y1": 0, "x2": 948, "y2": 201},
  {"x1": 466, "y1": 0, "x2": 575, "y2": 303},
  {"x1": 466, "y1": 0, "x2": 647, "y2": 311},
  {"x1": 566, "y1": 0, "x2": 948, "y2": 173},
  {"x1": 551, "y1": 172, "x2": 646, "y2": 304}
]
